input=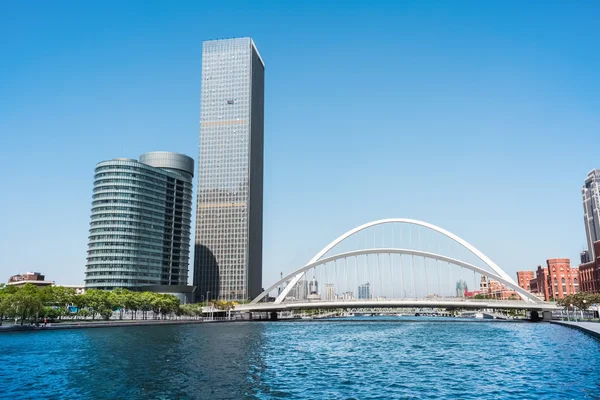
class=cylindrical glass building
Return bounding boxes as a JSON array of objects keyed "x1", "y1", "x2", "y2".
[{"x1": 85, "y1": 152, "x2": 194, "y2": 290}]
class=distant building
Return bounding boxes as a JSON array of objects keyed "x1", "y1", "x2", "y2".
[
  {"x1": 358, "y1": 283, "x2": 371, "y2": 299},
  {"x1": 516, "y1": 271, "x2": 535, "y2": 291},
  {"x1": 479, "y1": 276, "x2": 489, "y2": 294},
  {"x1": 532, "y1": 259, "x2": 579, "y2": 301},
  {"x1": 581, "y1": 251, "x2": 591, "y2": 265},
  {"x1": 308, "y1": 277, "x2": 319, "y2": 295},
  {"x1": 324, "y1": 284, "x2": 335, "y2": 301},
  {"x1": 307, "y1": 277, "x2": 321, "y2": 301},
  {"x1": 279, "y1": 279, "x2": 288, "y2": 296},
  {"x1": 583, "y1": 169, "x2": 600, "y2": 260},
  {"x1": 579, "y1": 241, "x2": 600, "y2": 293},
  {"x1": 487, "y1": 279, "x2": 518, "y2": 300},
  {"x1": 7, "y1": 272, "x2": 54, "y2": 288},
  {"x1": 295, "y1": 280, "x2": 309, "y2": 301},
  {"x1": 456, "y1": 279, "x2": 468, "y2": 297},
  {"x1": 58, "y1": 284, "x2": 86, "y2": 295},
  {"x1": 546, "y1": 259, "x2": 579, "y2": 300},
  {"x1": 342, "y1": 291, "x2": 354, "y2": 300}
]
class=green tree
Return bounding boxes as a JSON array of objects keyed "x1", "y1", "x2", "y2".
[
  {"x1": 41, "y1": 306, "x2": 61, "y2": 320},
  {"x1": 72, "y1": 291, "x2": 88, "y2": 316},
  {"x1": 558, "y1": 292, "x2": 599, "y2": 311},
  {"x1": 84, "y1": 289, "x2": 113, "y2": 320},
  {"x1": 108, "y1": 288, "x2": 129, "y2": 320},
  {"x1": 10, "y1": 284, "x2": 43, "y2": 325},
  {"x1": 42, "y1": 286, "x2": 76, "y2": 319},
  {"x1": 0, "y1": 284, "x2": 15, "y2": 326},
  {"x1": 124, "y1": 291, "x2": 141, "y2": 320},
  {"x1": 139, "y1": 292, "x2": 154, "y2": 320}
]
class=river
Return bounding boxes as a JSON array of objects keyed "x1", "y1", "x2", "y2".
[{"x1": 1, "y1": 318, "x2": 599, "y2": 399}]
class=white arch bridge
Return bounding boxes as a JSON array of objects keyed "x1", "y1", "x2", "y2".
[{"x1": 235, "y1": 219, "x2": 557, "y2": 315}]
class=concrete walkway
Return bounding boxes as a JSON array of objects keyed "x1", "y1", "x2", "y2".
[
  {"x1": 0, "y1": 319, "x2": 231, "y2": 333},
  {"x1": 551, "y1": 321, "x2": 600, "y2": 340}
]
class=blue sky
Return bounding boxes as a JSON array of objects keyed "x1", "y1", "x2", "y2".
[{"x1": 1, "y1": 1, "x2": 599, "y2": 286}]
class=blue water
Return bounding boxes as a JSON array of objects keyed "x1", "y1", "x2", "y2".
[{"x1": 1, "y1": 319, "x2": 599, "y2": 399}]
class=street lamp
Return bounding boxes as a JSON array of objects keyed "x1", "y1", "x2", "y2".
[{"x1": 570, "y1": 303, "x2": 574, "y2": 321}]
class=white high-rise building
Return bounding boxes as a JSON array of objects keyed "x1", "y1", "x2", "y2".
[
  {"x1": 583, "y1": 169, "x2": 600, "y2": 260},
  {"x1": 324, "y1": 284, "x2": 335, "y2": 301},
  {"x1": 296, "y1": 280, "x2": 308, "y2": 301},
  {"x1": 342, "y1": 291, "x2": 354, "y2": 300}
]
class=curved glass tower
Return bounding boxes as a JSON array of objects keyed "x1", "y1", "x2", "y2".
[{"x1": 85, "y1": 152, "x2": 194, "y2": 290}]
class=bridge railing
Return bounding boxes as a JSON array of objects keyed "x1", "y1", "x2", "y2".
[{"x1": 278, "y1": 297, "x2": 531, "y2": 304}]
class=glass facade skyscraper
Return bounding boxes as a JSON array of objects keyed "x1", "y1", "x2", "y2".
[
  {"x1": 193, "y1": 38, "x2": 264, "y2": 302},
  {"x1": 358, "y1": 283, "x2": 371, "y2": 300},
  {"x1": 85, "y1": 152, "x2": 194, "y2": 290},
  {"x1": 583, "y1": 169, "x2": 600, "y2": 259}
]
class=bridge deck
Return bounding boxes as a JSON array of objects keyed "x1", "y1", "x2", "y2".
[{"x1": 232, "y1": 299, "x2": 558, "y2": 313}]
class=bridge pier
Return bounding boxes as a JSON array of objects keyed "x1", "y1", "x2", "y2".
[
  {"x1": 542, "y1": 311, "x2": 552, "y2": 321},
  {"x1": 242, "y1": 312, "x2": 252, "y2": 321},
  {"x1": 528, "y1": 310, "x2": 553, "y2": 322}
]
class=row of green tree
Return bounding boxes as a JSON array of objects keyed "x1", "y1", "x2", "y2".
[
  {"x1": 0, "y1": 284, "x2": 237, "y2": 325},
  {"x1": 556, "y1": 291, "x2": 600, "y2": 310}
]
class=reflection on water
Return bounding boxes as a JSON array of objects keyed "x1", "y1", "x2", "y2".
[{"x1": 1, "y1": 319, "x2": 599, "y2": 399}]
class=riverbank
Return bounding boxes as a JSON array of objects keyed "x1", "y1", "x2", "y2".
[
  {"x1": 0, "y1": 318, "x2": 230, "y2": 333},
  {"x1": 550, "y1": 320, "x2": 600, "y2": 340}
]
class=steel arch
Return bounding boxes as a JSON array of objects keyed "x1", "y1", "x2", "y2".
[
  {"x1": 252, "y1": 248, "x2": 543, "y2": 304},
  {"x1": 252, "y1": 219, "x2": 535, "y2": 304}
]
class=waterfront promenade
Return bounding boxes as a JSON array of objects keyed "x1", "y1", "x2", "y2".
[
  {"x1": 0, "y1": 318, "x2": 227, "y2": 333},
  {"x1": 551, "y1": 320, "x2": 600, "y2": 340}
]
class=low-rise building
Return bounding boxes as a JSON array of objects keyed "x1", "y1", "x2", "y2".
[
  {"x1": 7, "y1": 272, "x2": 54, "y2": 287},
  {"x1": 579, "y1": 241, "x2": 600, "y2": 293},
  {"x1": 58, "y1": 284, "x2": 86, "y2": 295},
  {"x1": 487, "y1": 279, "x2": 518, "y2": 300}
]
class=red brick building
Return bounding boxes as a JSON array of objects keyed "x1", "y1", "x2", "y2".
[
  {"x1": 516, "y1": 271, "x2": 535, "y2": 291},
  {"x1": 486, "y1": 279, "x2": 518, "y2": 300},
  {"x1": 535, "y1": 265, "x2": 550, "y2": 300},
  {"x1": 516, "y1": 259, "x2": 579, "y2": 302},
  {"x1": 579, "y1": 241, "x2": 600, "y2": 293},
  {"x1": 544, "y1": 259, "x2": 579, "y2": 300}
]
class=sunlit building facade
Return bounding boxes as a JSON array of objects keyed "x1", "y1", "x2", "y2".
[
  {"x1": 193, "y1": 38, "x2": 265, "y2": 302},
  {"x1": 583, "y1": 169, "x2": 600, "y2": 260},
  {"x1": 85, "y1": 152, "x2": 194, "y2": 290}
]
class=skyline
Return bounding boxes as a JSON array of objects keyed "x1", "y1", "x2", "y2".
[{"x1": 1, "y1": 1, "x2": 600, "y2": 286}]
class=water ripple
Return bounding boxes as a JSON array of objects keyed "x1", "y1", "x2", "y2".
[{"x1": 0, "y1": 319, "x2": 599, "y2": 399}]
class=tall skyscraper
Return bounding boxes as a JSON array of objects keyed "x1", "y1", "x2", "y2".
[
  {"x1": 193, "y1": 38, "x2": 265, "y2": 302},
  {"x1": 324, "y1": 284, "x2": 335, "y2": 301},
  {"x1": 358, "y1": 283, "x2": 371, "y2": 299},
  {"x1": 296, "y1": 280, "x2": 309, "y2": 301},
  {"x1": 85, "y1": 152, "x2": 195, "y2": 301},
  {"x1": 583, "y1": 169, "x2": 600, "y2": 259}
]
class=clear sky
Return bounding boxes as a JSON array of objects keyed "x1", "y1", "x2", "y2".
[{"x1": 1, "y1": 1, "x2": 599, "y2": 287}]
